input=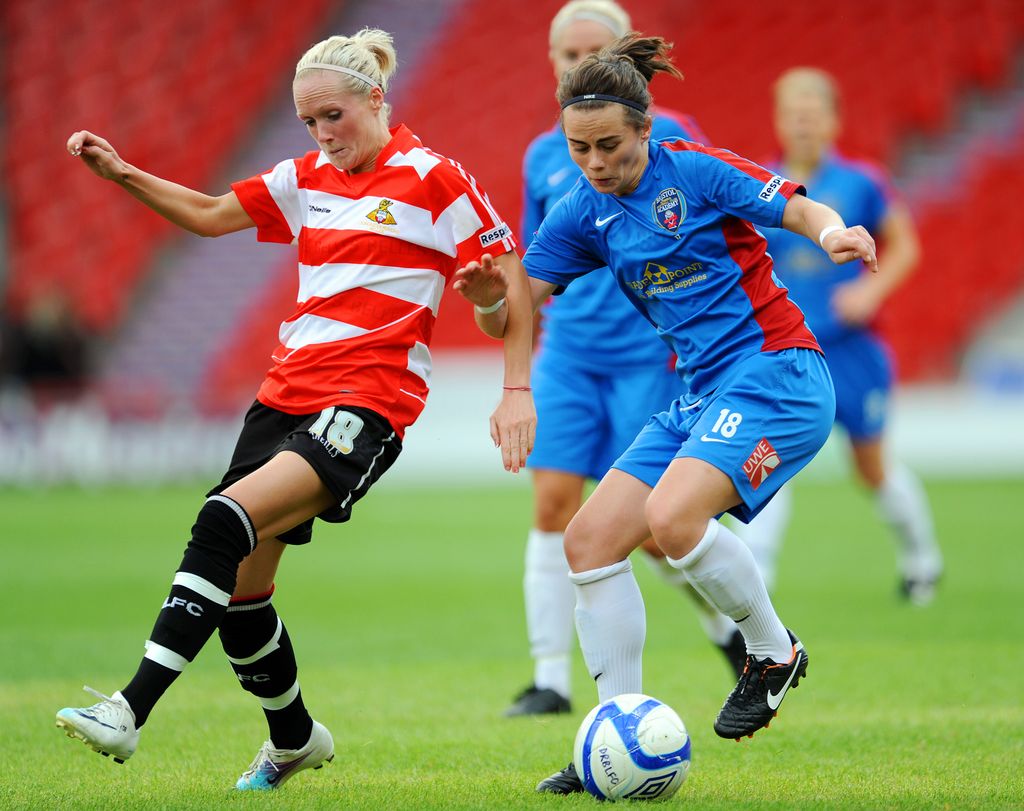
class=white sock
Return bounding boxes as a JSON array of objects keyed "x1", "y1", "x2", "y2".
[
  {"x1": 642, "y1": 552, "x2": 737, "y2": 645},
  {"x1": 731, "y1": 486, "x2": 792, "y2": 591},
  {"x1": 524, "y1": 529, "x2": 574, "y2": 698},
  {"x1": 669, "y1": 519, "x2": 791, "y2": 662},
  {"x1": 534, "y1": 655, "x2": 571, "y2": 697},
  {"x1": 570, "y1": 559, "x2": 645, "y2": 703},
  {"x1": 876, "y1": 463, "x2": 943, "y2": 580}
]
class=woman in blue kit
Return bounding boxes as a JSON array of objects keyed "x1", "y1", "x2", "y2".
[
  {"x1": 749, "y1": 67, "x2": 943, "y2": 604},
  {"x1": 453, "y1": 34, "x2": 878, "y2": 794},
  {"x1": 505, "y1": 0, "x2": 750, "y2": 721}
]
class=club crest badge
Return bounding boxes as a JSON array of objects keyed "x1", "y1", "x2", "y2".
[
  {"x1": 367, "y1": 198, "x2": 397, "y2": 225},
  {"x1": 652, "y1": 187, "x2": 685, "y2": 232}
]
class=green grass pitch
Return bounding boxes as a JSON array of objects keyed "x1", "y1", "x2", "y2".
[{"x1": 1, "y1": 477, "x2": 1022, "y2": 809}]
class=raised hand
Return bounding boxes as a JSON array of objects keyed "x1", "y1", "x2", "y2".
[
  {"x1": 66, "y1": 130, "x2": 129, "y2": 182},
  {"x1": 821, "y1": 225, "x2": 878, "y2": 272},
  {"x1": 452, "y1": 253, "x2": 509, "y2": 308}
]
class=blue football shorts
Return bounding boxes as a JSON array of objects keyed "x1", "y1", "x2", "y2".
[
  {"x1": 613, "y1": 348, "x2": 836, "y2": 522},
  {"x1": 528, "y1": 346, "x2": 682, "y2": 481},
  {"x1": 822, "y1": 331, "x2": 893, "y2": 441}
]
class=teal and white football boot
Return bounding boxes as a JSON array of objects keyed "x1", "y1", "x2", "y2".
[{"x1": 235, "y1": 719, "x2": 334, "y2": 790}]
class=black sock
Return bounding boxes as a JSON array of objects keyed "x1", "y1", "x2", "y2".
[
  {"x1": 121, "y1": 496, "x2": 255, "y2": 727},
  {"x1": 219, "y1": 587, "x2": 314, "y2": 749},
  {"x1": 121, "y1": 659, "x2": 178, "y2": 726}
]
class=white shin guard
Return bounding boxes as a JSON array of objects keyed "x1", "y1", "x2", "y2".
[
  {"x1": 524, "y1": 529, "x2": 575, "y2": 696},
  {"x1": 876, "y1": 463, "x2": 943, "y2": 580},
  {"x1": 669, "y1": 519, "x2": 790, "y2": 662},
  {"x1": 569, "y1": 559, "x2": 645, "y2": 703},
  {"x1": 642, "y1": 552, "x2": 737, "y2": 646},
  {"x1": 731, "y1": 486, "x2": 792, "y2": 592}
]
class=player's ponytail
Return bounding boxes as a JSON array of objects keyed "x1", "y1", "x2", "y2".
[
  {"x1": 557, "y1": 33, "x2": 682, "y2": 127},
  {"x1": 608, "y1": 34, "x2": 681, "y2": 84}
]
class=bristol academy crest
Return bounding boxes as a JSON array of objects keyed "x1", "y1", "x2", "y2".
[{"x1": 652, "y1": 188, "x2": 686, "y2": 232}]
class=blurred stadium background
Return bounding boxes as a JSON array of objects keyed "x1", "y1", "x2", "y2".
[{"x1": 1, "y1": 0, "x2": 1023, "y2": 486}]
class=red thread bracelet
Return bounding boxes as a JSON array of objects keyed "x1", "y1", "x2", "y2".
[{"x1": 503, "y1": 385, "x2": 532, "y2": 391}]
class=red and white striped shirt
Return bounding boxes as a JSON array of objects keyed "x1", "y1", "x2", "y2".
[{"x1": 231, "y1": 125, "x2": 516, "y2": 437}]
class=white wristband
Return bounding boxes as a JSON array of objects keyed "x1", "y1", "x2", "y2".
[
  {"x1": 474, "y1": 297, "x2": 506, "y2": 314},
  {"x1": 818, "y1": 225, "x2": 845, "y2": 248}
]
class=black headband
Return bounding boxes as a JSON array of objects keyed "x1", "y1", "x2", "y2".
[{"x1": 560, "y1": 93, "x2": 648, "y2": 114}]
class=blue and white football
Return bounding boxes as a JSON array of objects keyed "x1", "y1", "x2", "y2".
[{"x1": 573, "y1": 693, "x2": 691, "y2": 802}]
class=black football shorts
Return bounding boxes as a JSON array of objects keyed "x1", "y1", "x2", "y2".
[{"x1": 208, "y1": 400, "x2": 402, "y2": 544}]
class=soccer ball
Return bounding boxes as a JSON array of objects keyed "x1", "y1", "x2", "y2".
[{"x1": 573, "y1": 693, "x2": 691, "y2": 802}]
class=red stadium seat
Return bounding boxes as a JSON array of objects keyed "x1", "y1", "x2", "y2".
[
  {"x1": 389, "y1": 0, "x2": 1024, "y2": 382},
  {"x1": 2, "y1": 0, "x2": 336, "y2": 330},
  {"x1": 5, "y1": 0, "x2": 1023, "y2": 392}
]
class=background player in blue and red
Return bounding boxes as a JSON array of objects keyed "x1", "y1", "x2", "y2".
[
  {"x1": 458, "y1": 34, "x2": 880, "y2": 794},
  {"x1": 749, "y1": 67, "x2": 943, "y2": 604},
  {"x1": 507, "y1": 0, "x2": 747, "y2": 721}
]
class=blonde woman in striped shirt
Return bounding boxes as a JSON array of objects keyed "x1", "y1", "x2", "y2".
[{"x1": 58, "y1": 27, "x2": 535, "y2": 791}]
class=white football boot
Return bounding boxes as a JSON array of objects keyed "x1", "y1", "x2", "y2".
[
  {"x1": 900, "y1": 554, "x2": 943, "y2": 606},
  {"x1": 235, "y1": 719, "x2": 335, "y2": 790},
  {"x1": 56, "y1": 686, "x2": 139, "y2": 763}
]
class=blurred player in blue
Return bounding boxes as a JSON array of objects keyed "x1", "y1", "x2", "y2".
[
  {"x1": 752, "y1": 68, "x2": 943, "y2": 603},
  {"x1": 506, "y1": 0, "x2": 749, "y2": 720},
  {"x1": 454, "y1": 33, "x2": 879, "y2": 794}
]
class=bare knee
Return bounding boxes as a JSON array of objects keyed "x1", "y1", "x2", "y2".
[
  {"x1": 233, "y1": 539, "x2": 286, "y2": 598},
  {"x1": 854, "y1": 460, "x2": 886, "y2": 490},
  {"x1": 642, "y1": 457, "x2": 742, "y2": 559},
  {"x1": 851, "y1": 440, "x2": 886, "y2": 490},
  {"x1": 563, "y1": 515, "x2": 592, "y2": 572},
  {"x1": 563, "y1": 508, "x2": 628, "y2": 573},
  {"x1": 533, "y1": 471, "x2": 585, "y2": 531},
  {"x1": 638, "y1": 536, "x2": 663, "y2": 558},
  {"x1": 644, "y1": 495, "x2": 709, "y2": 560}
]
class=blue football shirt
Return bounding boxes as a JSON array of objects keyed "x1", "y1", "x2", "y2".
[
  {"x1": 760, "y1": 152, "x2": 892, "y2": 343},
  {"x1": 523, "y1": 139, "x2": 820, "y2": 397},
  {"x1": 521, "y1": 109, "x2": 707, "y2": 369}
]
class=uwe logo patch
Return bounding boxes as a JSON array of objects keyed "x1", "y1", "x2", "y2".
[
  {"x1": 743, "y1": 437, "x2": 781, "y2": 489},
  {"x1": 652, "y1": 187, "x2": 686, "y2": 232}
]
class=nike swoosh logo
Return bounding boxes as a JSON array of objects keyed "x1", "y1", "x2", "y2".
[
  {"x1": 595, "y1": 213, "x2": 622, "y2": 227},
  {"x1": 77, "y1": 712, "x2": 116, "y2": 731},
  {"x1": 766, "y1": 654, "x2": 802, "y2": 710},
  {"x1": 699, "y1": 434, "x2": 729, "y2": 444},
  {"x1": 547, "y1": 167, "x2": 572, "y2": 186}
]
